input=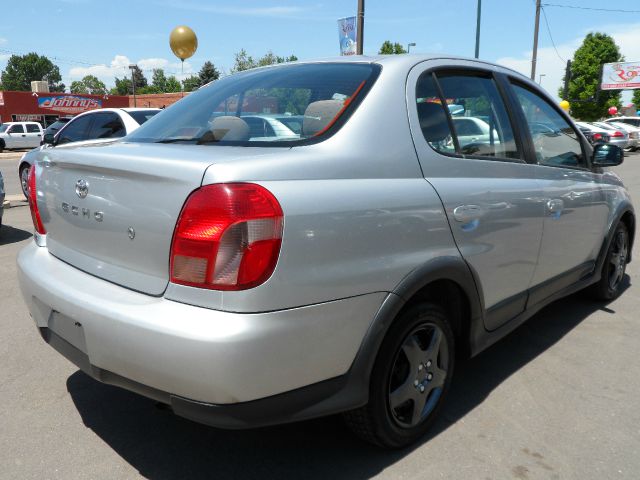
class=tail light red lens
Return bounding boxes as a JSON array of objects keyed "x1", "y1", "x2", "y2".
[
  {"x1": 593, "y1": 133, "x2": 602, "y2": 141},
  {"x1": 611, "y1": 130, "x2": 624, "y2": 138},
  {"x1": 170, "y1": 183, "x2": 283, "y2": 290},
  {"x1": 27, "y1": 166, "x2": 46, "y2": 235}
]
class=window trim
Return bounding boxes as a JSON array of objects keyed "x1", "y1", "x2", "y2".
[
  {"x1": 416, "y1": 66, "x2": 527, "y2": 165},
  {"x1": 507, "y1": 78, "x2": 591, "y2": 171}
]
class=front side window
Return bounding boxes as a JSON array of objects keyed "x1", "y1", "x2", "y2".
[
  {"x1": 511, "y1": 83, "x2": 585, "y2": 168},
  {"x1": 127, "y1": 63, "x2": 379, "y2": 146},
  {"x1": 416, "y1": 71, "x2": 520, "y2": 160},
  {"x1": 8, "y1": 124, "x2": 25, "y2": 133},
  {"x1": 57, "y1": 115, "x2": 93, "y2": 145},
  {"x1": 89, "y1": 112, "x2": 125, "y2": 139}
]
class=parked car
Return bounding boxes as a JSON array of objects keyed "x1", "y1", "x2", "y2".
[
  {"x1": 606, "y1": 121, "x2": 640, "y2": 151},
  {"x1": 590, "y1": 121, "x2": 630, "y2": 149},
  {"x1": 240, "y1": 115, "x2": 299, "y2": 140},
  {"x1": 604, "y1": 116, "x2": 640, "y2": 128},
  {"x1": 576, "y1": 124, "x2": 610, "y2": 145},
  {"x1": 18, "y1": 56, "x2": 634, "y2": 449},
  {"x1": 0, "y1": 170, "x2": 4, "y2": 230},
  {"x1": 17, "y1": 108, "x2": 160, "y2": 198},
  {"x1": 576, "y1": 121, "x2": 625, "y2": 147},
  {"x1": 0, "y1": 122, "x2": 43, "y2": 151}
]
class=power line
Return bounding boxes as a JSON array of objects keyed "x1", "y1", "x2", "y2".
[
  {"x1": 540, "y1": 6, "x2": 566, "y2": 63},
  {"x1": 542, "y1": 3, "x2": 640, "y2": 14}
]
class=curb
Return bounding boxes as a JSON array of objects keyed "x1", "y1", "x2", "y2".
[{"x1": 3, "y1": 195, "x2": 27, "y2": 209}]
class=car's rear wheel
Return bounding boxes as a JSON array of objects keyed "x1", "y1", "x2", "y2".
[
  {"x1": 20, "y1": 164, "x2": 30, "y2": 199},
  {"x1": 589, "y1": 222, "x2": 629, "y2": 301},
  {"x1": 343, "y1": 303, "x2": 455, "y2": 448}
]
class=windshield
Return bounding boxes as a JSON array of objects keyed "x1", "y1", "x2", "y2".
[
  {"x1": 0, "y1": 124, "x2": 8, "y2": 133},
  {"x1": 126, "y1": 109, "x2": 160, "y2": 125},
  {"x1": 127, "y1": 63, "x2": 379, "y2": 146}
]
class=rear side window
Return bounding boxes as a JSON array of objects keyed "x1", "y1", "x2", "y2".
[
  {"x1": 416, "y1": 72, "x2": 521, "y2": 161},
  {"x1": 127, "y1": 63, "x2": 380, "y2": 146},
  {"x1": 57, "y1": 115, "x2": 93, "y2": 145},
  {"x1": 126, "y1": 110, "x2": 159, "y2": 125},
  {"x1": 26, "y1": 124, "x2": 41, "y2": 133},
  {"x1": 89, "y1": 112, "x2": 125, "y2": 139},
  {"x1": 511, "y1": 83, "x2": 585, "y2": 168}
]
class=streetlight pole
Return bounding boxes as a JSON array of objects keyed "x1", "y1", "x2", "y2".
[
  {"x1": 356, "y1": 0, "x2": 365, "y2": 55},
  {"x1": 531, "y1": 0, "x2": 542, "y2": 80},
  {"x1": 474, "y1": 0, "x2": 482, "y2": 59},
  {"x1": 538, "y1": 74, "x2": 546, "y2": 85},
  {"x1": 407, "y1": 42, "x2": 416, "y2": 53},
  {"x1": 129, "y1": 64, "x2": 137, "y2": 107}
]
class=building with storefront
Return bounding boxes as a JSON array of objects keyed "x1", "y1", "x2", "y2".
[{"x1": 0, "y1": 91, "x2": 129, "y2": 127}]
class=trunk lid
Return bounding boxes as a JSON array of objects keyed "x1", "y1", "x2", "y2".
[{"x1": 37, "y1": 142, "x2": 276, "y2": 295}]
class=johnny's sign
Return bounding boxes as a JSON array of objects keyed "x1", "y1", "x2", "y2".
[{"x1": 38, "y1": 95, "x2": 102, "y2": 114}]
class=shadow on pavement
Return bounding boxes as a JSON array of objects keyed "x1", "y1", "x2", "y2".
[
  {"x1": 66, "y1": 279, "x2": 630, "y2": 480},
  {"x1": 0, "y1": 223, "x2": 33, "y2": 246}
]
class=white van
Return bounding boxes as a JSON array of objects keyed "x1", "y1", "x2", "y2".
[{"x1": 0, "y1": 122, "x2": 44, "y2": 151}]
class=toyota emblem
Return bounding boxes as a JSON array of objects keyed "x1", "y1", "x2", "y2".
[{"x1": 75, "y1": 179, "x2": 89, "y2": 199}]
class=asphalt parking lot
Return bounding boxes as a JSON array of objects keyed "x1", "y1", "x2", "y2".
[{"x1": 1, "y1": 150, "x2": 639, "y2": 480}]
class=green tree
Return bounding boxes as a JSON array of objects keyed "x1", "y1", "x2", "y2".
[
  {"x1": 151, "y1": 68, "x2": 167, "y2": 92},
  {"x1": 378, "y1": 41, "x2": 407, "y2": 55},
  {"x1": 69, "y1": 75, "x2": 106, "y2": 95},
  {"x1": 111, "y1": 77, "x2": 131, "y2": 95},
  {"x1": 165, "y1": 75, "x2": 182, "y2": 93},
  {"x1": 0, "y1": 52, "x2": 64, "y2": 91},
  {"x1": 559, "y1": 33, "x2": 623, "y2": 121},
  {"x1": 198, "y1": 61, "x2": 220, "y2": 86},
  {"x1": 632, "y1": 90, "x2": 640, "y2": 110},
  {"x1": 231, "y1": 49, "x2": 256, "y2": 73},
  {"x1": 182, "y1": 75, "x2": 201, "y2": 92}
]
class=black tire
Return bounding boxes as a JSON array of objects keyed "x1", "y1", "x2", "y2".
[
  {"x1": 343, "y1": 303, "x2": 455, "y2": 448},
  {"x1": 589, "y1": 222, "x2": 629, "y2": 301},
  {"x1": 19, "y1": 164, "x2": 31, "y2": 199}
]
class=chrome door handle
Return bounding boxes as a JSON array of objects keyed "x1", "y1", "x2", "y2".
[
  {"x1": 546, "y1": 199, "x2": 564, "y2": 214},
  {"x1": 453, "y1": 204, "x2": 486, "y2": 223}
]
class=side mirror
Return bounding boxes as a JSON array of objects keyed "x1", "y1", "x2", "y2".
[
  {"x1": 43, "y1": 133, "x2": 55, "y2": 145},
  {"x1": 592, "y1": 143, "x2": 623, "y2": 167}
]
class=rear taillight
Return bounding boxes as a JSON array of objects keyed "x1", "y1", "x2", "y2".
[
  {"x1": 27, "y1": 166, "x2": 46, "y2": 235},
  {"x1": 170, "y1": 183, "x2": 283, "y2": 290},
  {"x1": 593, "y1": 133, "x2": 602, "y2": 141},
  {"x1": 611, "y1": 130, "x2": 624, "y2": 138}
]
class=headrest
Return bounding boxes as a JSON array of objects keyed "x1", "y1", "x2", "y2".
[
  {"x1": 209, "y1": 116, "x2": 250, "y2": 141},
  {"x1": 417, "y1": 102, "x2": 451, "y2": 143},
  {"x1": 302, "y1": 100, "x2": 344, "y2": 136}
]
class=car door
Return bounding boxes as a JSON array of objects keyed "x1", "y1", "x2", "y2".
[
  {"x1": 508, "y1": 81, "x2": 609, "y2": 305},
  {"x1": 7, "y1": 124, "x2": 27, "y2": 148},
  {"x1": 408, "y1": 62, "x2": 545, "y2": 331},
  {"x1": 24, "y1": 123, "x2": 43, "y2": 147}
]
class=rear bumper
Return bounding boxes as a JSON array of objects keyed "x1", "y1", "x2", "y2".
[{"x1": 17, "y1": 242, "x2": 385, "y2": 425}]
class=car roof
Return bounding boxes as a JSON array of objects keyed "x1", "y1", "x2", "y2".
[{"x1": 242, "y1": 54, "x2": 529, "y2": 81}]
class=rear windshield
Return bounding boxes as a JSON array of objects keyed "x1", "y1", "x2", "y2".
[
  {"x1": 126, "y1": 109, "x2": 160, "y2": 125},
  {"x1": 127, "y1": 63, "x2": 379, "y2": 146}
]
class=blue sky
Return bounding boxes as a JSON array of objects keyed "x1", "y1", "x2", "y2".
[{"x1": 2, "y1": 0, "x2": 640, "y2": 100}]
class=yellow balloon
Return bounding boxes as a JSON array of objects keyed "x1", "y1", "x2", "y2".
[
  {"x1": 169, "y1": 26, "x2": 198, "y2": 61},
  {"x1": 559, "y1": 100, "x2": 570, "y2": 111}
]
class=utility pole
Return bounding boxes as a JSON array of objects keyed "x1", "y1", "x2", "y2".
[
  {"x1": 563, "y1": 60, "x2": 572, "y2": 99},
  {"x1": 530, "y1": 0, "x2": 541, "y2": 80},
  {"x1": 474, "y1": 0, "x2": 482, "y2": 59},
  {"x1": 129, "y1": 64, "x2": 137, "y2": 107},
  {"x1": 357, "y1": 0, "x2": 365, "y2": 55}
]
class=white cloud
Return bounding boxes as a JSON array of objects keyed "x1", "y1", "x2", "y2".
[
  {"x1": 68, "y1": 54, "x2": 194, "y2": 87},
  {"x1": 0, "y1": 38, "x2": 7, "y2": 45},
  {"x1": 495, "y1": 22, "x2": 640, "y2": 103}
]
